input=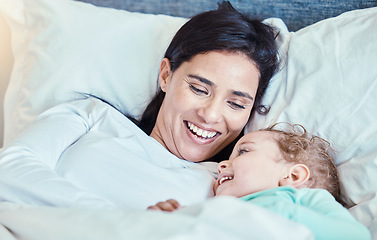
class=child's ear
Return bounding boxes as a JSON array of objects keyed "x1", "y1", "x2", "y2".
[
  {"x1": 278, "y1": 164, "x2": 310, "y2": 188},
  {"x1": 159, "y1": 58, "x2": 172, "y2": 93}
]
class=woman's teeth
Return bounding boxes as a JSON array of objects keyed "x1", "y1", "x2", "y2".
[{"x1": 187, "y1": 122, "x2": 217, "y2": 139}]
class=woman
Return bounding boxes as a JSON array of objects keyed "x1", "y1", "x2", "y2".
[
  {"x1": 0, "y1": 2, "x2": 278, "y2": 209},
  {"x1": 134, "y1": 1, "x2": 279, "y2": 162}
]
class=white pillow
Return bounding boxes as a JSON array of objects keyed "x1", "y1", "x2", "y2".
[
  {"x1": 248, "y1": 7, "x2": 377, "y2": 233},
  {"x1": 0, "y1": 0, "x2": 187, "y2": 145}
]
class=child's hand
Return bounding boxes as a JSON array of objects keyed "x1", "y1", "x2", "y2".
[{"x1": 147, "y1": 199, "x2": 181, "y2": 212}]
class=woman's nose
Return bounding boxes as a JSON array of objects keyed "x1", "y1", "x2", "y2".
[
  {"x1": 198, "y1": 99, "x2": 223, "y2": 124},
  {"x1": 218, "y1": 160, "x2": 230, "y2": 173}
]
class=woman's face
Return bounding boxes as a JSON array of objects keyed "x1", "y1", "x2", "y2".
[{"x1": 150, "y1": 51, "x2": 260, "y2": 162}]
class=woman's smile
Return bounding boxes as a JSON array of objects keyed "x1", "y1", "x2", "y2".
[{"x1": 185, "y1": 121, "x2": 220, "y2": 143}]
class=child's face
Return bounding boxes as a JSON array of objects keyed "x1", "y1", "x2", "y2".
[{"x1": 213, "y1": 130, "x2": 288, "y2": 197}]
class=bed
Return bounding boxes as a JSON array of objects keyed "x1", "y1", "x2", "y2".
[{"x1": 0, "y1": 0, "x2": 376, "y2": 239}]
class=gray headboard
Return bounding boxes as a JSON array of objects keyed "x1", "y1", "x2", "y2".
[{"x1": 76, "y1": 0, "x2": 377, "y2": 31}]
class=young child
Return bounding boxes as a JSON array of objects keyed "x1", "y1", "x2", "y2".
[{"x1": 148, "y1": 123, "x2": 371, "y2": 240}]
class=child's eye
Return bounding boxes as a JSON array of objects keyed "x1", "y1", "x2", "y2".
[{"x1": 239, "y1": 149, "x2": 248, "y2": 155}]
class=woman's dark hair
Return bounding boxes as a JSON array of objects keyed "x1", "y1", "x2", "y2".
[{"x1": 133, "y1": 1, "x2": 279, "y2": 161}]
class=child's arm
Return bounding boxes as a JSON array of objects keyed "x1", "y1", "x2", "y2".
[{"x1": 147, "y1": 199, "x2": 181, "y2": 212}]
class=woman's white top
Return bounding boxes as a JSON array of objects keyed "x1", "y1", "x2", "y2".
[{"x1": 0, "y1": 98, "x2": 216, "y2": 209}]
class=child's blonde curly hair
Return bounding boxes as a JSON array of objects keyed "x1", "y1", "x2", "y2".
[{"x1": 263, "y1": 123, "x2": 341, "y2": 202}]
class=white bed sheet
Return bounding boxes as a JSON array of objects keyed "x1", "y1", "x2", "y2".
[{"x1": 0, "y1": 197, "x2": 314, "y2": 240}]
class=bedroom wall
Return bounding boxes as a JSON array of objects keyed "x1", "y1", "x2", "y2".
[
  {"x1": 78, "y1": 0, "x2": 377, "y2": 31},
  {"x1": 0, "y1": 13, "x2": 12, "y2": 147}
]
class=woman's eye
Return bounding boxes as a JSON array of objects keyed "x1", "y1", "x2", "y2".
[
  {"x1": 228, "y1": 101, "x2": 246, "y2": 110},
  {"x1": 189, "y1": 84, "x2": 208, "y2": 95}
]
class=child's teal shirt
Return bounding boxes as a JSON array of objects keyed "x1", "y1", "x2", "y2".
[{"x1": 241, "y1": 186, "x2": 371, "y2": 240}]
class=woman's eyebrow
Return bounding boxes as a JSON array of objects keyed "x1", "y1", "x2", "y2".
[
  {"x1": 232, "y1": 90, "x2": 253, "y2": 101},
  {"x1": 188, "y1": 74, "x2": 213, "y2": 86},
  {"x1": 188, "y1": 74, "x2": 253, "y2": 100}
]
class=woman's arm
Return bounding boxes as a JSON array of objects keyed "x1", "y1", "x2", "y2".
[{"x1": 0, "y1": 98, "x2": 116, "y2": 208}]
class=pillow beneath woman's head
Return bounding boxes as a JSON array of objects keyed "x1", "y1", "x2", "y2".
[
  {"x1": 247, "y1": 7, "x2": 377, "y2": 232},
  {"x1": 0, "y1": 0, "x2": 188, "y2": 145}
]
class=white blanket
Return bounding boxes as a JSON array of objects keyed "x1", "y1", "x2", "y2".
[
  {"x1": 0, "y1": 98, "x2": 215, "y2": 209},
  {"x1": 0, "y1": 197, "x2": 314, "y2": 240}
]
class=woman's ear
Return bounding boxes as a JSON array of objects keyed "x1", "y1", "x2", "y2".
[
  {"x1": 159, "y1": 58, "x2": 172, "y2": 93},
  {"x1": 278, "y1": 164, "x2": 310, "y2": 188}
]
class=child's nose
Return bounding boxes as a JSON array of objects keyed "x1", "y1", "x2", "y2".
[{"x1": 217, "y1": 160, "x2": 229, "y2": 173}]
